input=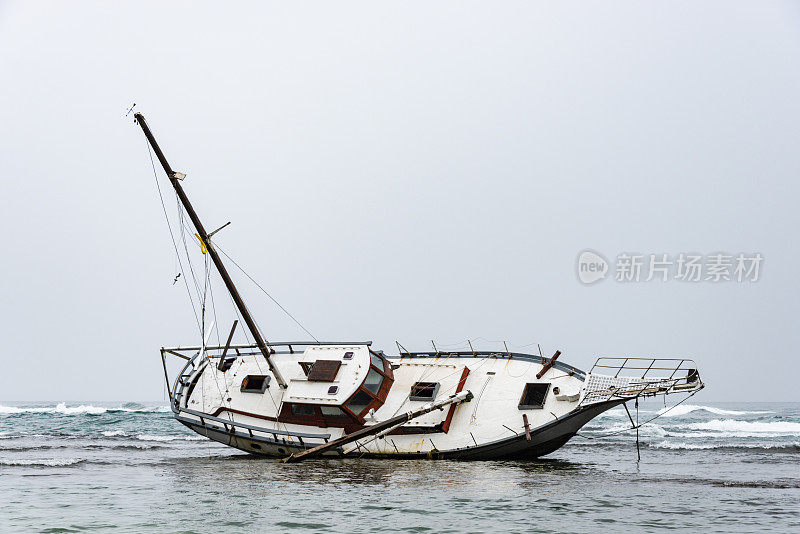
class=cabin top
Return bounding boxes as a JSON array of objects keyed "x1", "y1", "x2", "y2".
[{"x1": 283, "y1": 345, "x2": 372, "y2": 405}]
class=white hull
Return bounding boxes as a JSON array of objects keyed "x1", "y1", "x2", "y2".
[{"x1": 164, "y1": 343, "x2": 701, "y2": 461}]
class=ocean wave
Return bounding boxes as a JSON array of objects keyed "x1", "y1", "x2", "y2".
[
  {"x1": 651, "y1": 441, "x2": 800, "y2": 452},
  {"x1": 583, "y1": 417, "x2": 800, "y2": 441},
  {"x1": 135, "y1": 434, "x2": 208, "y2": 442},
  {"x1": 115, "y1": 406, "x2": 172, "y2": 413},
  {"x1": 0, "y1": 403, "x2": 171, "y2": 416},
  {"x1": 86, "y1": 443, "x2": 164, "y2": 450},
  {"x1": 0, "y1": 458, "x2": 86, "y2": 467},
  {"x1": 0, "y1": 403, "x2": 107, "y2": 415},
  {"x1": 580, "y1": 422, "x2": 668, "y2": 438},
  {"x1": 657, "y1": 404, "x2": 773, "y2": 417},
  {"x1": 595, "y1": 409, "x2": 626, "y2": 419},
  {"x1": 686, "y1": 419, "x2": 800, "y2": 434},
  {"x1": 1, "y1": 443, "x2": 162, "y2": 452},
  {"x1": 0, "y1": 445, "x2": 69, "y2": 452}
]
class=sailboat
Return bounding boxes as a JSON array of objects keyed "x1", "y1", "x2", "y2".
[{"x1": 135, "y1": 113, "x2": 704, "y2": 461}]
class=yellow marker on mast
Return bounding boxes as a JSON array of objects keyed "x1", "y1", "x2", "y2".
[{"x1": 194, "y1": 233, "x2": 207, "y2": 254}]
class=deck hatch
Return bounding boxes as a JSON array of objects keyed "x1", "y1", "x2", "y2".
[
  {"x1": 409, "y1": 382, "x2": 440, "y2": 401},
  {"x1": 307, "y1": 360, "x2": 342, "y2": 382},
  {"x1": 519, "y1": 383, "x2": 550, "y2": 409},
  {"x1": 241, "y1": 375, "x2": 270, "y2": 393}
]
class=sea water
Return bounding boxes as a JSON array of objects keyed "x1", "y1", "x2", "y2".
[{"x1": 0, "y1": 401, "x2": 797, "y2": 533}]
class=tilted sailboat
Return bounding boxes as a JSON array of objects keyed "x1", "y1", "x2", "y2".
[{"x1": 135, "y1": 113, "x2": 704, "y2": 461}]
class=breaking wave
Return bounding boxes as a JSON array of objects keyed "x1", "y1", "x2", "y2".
[
  {"x1": 685, "y1": 419, "x2": 800, "y2": 434},
  {"x1": 586, "y1": 418, "x2": 800, "y2": 439},
  {"x1": 0, "y1": 403, "x2": 170, "y2": 416},
  {"x1": 595, "y1": 409, "x2": 626, "y2": 419},
  {"x1": 0, "y1": 458, "x2": 86, "y2": 467},
  {"x1": 657, "y1": 405, "x2": 773, "y2": 417}
]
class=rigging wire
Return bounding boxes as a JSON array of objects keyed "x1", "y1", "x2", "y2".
[
  {"x1": 206, "y1": 260, "x2": 222, "y2": 348},
  {"x1": 177, "y1": 204, "x2": 205, "y2": 303},
  {"x1": 214, "y1": 243, "x2": 319, "y2": 342},
  {"x1": 146, "y1": 141, "x2": 202, "y2": 334}
]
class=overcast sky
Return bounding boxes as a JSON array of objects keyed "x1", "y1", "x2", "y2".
[{"x1": 1, "y1": 1, "x2": 798, "y2": 402}]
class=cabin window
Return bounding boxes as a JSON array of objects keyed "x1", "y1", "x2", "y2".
[
  {"x1": 519, "y1": 383, "x2": 550, "y2": 409},
  {"x1": 409, "y1": 382, "x2": 440, "y2": 401},
  {"x1": 320, "y1": 405, "x2": 346, "y2": 417},
  {"x1": 307, "y1": 360, "x2": 342, "y2": 382},
  {"x1": 343, "y1": 351, "x2": 354, "y2": 360},
  {"x1": 346, "y1": 390, "x2": 373, "y2": 416},
  {"x1": 240, "y1": 375, "x2": 270, "y2": 393},
  {"x1": 290, "y1": 403, "x2": 315, "y2": 416},
  {"x1": 370, "y1": 352, "x2": 385, "y2": 371},
  {"x1": 327, "y1": 386, "x2": 339, "y2": 395},
  {"x1": 364, "y1": 368, "x2": 384, "y2": 395}
]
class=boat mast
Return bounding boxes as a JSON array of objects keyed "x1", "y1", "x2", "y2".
[{"x1": 135, "y1": 113, "x2": 287, "y2": 388}]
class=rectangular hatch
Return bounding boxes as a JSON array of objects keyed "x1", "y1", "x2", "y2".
[{"x1": 306, "y1": 360, "x2": 342, "y2": 382}]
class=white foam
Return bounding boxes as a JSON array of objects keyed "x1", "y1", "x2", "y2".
[
  {"x1": 652, "y1": 441, "x2": 718, "y2": 450},
  {"x1": 0, "y1": 403, "x2": 171, "y2": 415},
  {"x1": 101, "y1": 430, "x2": 127, "y2": 437},
  {"x1": 686, "y1": 419, "x2": 800, "y2": 434},
  {"x1": 54, "y1": 403, "x2": 107, "y2": 415},
  {"x1": 0, "y1": 458, "x2": 84, "y2": 467},
  {"x1": 657, "y1": 404, "x2": 773, "y2": 417},
  {"x1": 0, "y1": 403, "x2": 107, "y2": 415},
  {"x1": 595, "y1": 409, "x2": 626, "y2": 419},
  {"x1": 582, "y1": 422, "x2": 668, "y2": 438}
]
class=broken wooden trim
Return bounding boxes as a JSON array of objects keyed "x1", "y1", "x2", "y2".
[
  {"x1": 283, "y1": 390, "x2": 473, "y2": 463},
  {"x1": 536, "y1": 350, "x2": 562, "y2": 379}
]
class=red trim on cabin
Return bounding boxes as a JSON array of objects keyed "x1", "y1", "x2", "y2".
[
  {"x1": 212, "y1": 406, "x2": 278, "y2": 422},
  {"x1": 213, "y1": 352, "x2": 396, "y2": 433}
]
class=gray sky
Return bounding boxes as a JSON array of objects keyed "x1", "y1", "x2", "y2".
[{"x1": 1, "y1": 1, "x2": 798, "y2": 402}]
